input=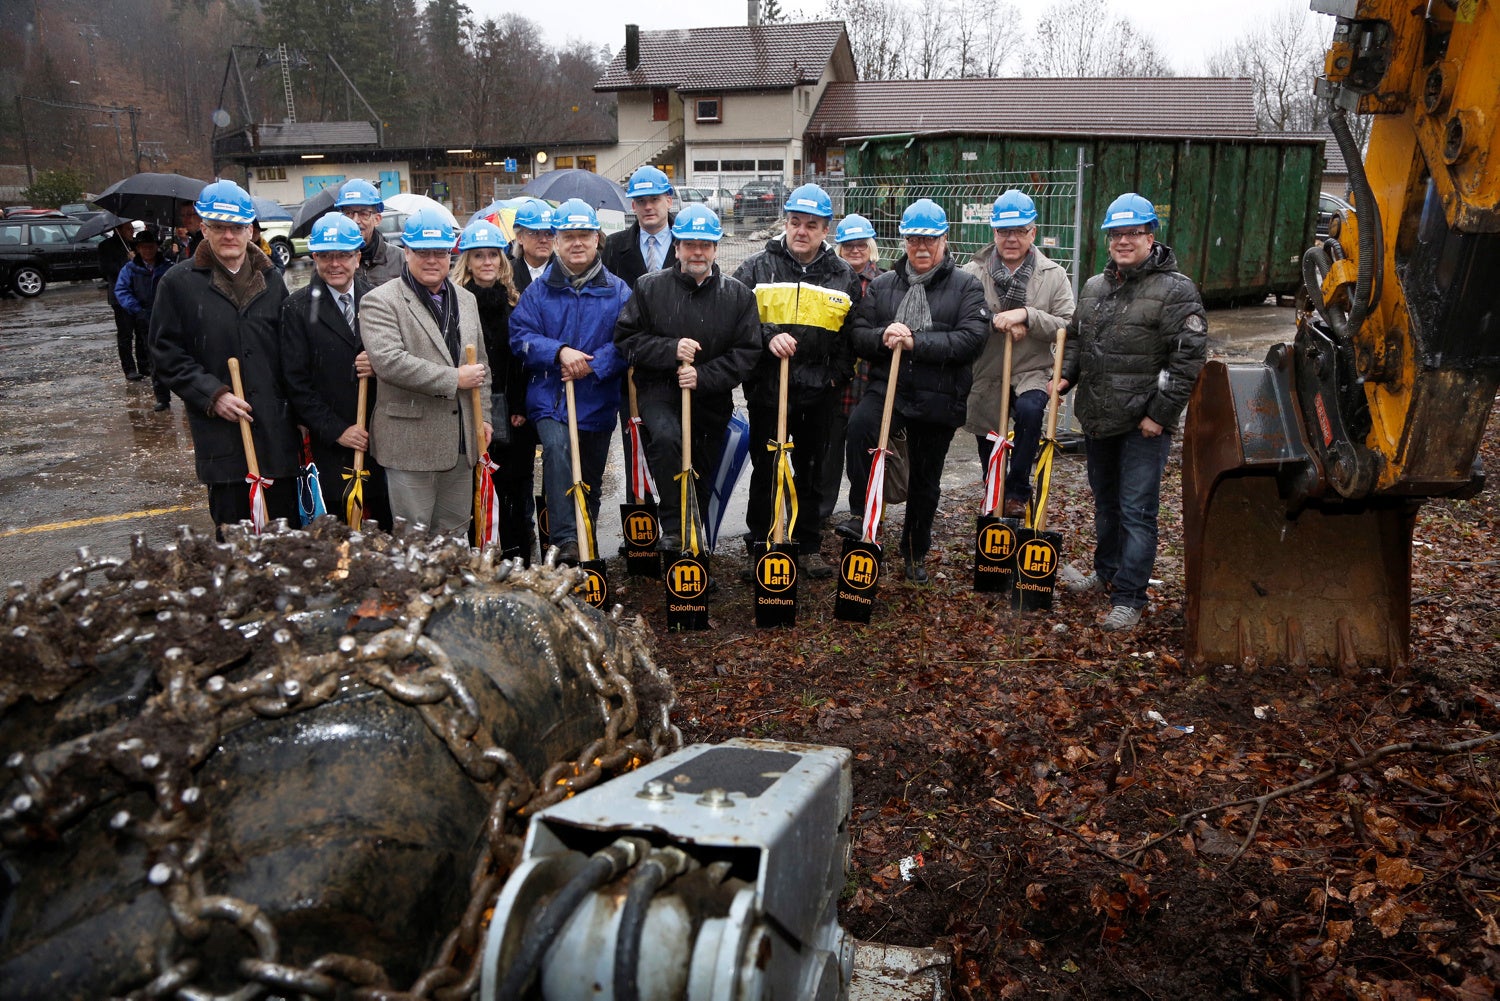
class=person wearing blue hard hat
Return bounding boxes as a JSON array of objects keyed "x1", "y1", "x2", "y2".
[
  {"x1": 614, "y1": 204, "x2": 759, "y2": 552},
  {"x1": 605, "y1": 165, "x2": 677, "y2": 291},
  {"x1": 151, "y1": 178, "x2": 301, "y2": 533},
  {"x1": 510, "y1": 197, "x2": 632, "y2": 566},
  {"x1": 452, "y1": 219, "x2": 536, "y2": 561},
  {"x1": 731, "y1": 181, "x2": 862, "y2": 579},
  {"x1": 335, "y1": 179, "x2": 402, "y2": 285},
  {"x1": 359, "y1": 206, "x2": 493, "y2": 535},
  {"x1": 510, "y1": 198, "x2": 555, "y2": 295},
  {"x1": 839, "y1": 198, "x2": 989, "y2": 584},
  {"x1": 962, "y1": 189, "x2": 1076, "y2": 520},
  {"x1": 281, "y1": 212, "x2": 392, "y2": 529},
  {"x1": 1053, "y1": 191, "x2": 1206, "y2": 632}
]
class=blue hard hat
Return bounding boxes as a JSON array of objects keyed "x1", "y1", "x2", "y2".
[
  {"x1": 513, "y1": 198, "x2": 554, "y2": 232},
  {"x1": 195, "y1": 179, "x2": 256, "y2": 225},
  {"x1": 835, "y1": 213, "x2": 876, "y2": 243},
  {"x1": 401, "y1": 207, "x2": 457, "y2": 250},
  {"x1": 784, "y1": 183, "x2": 834, "y2": 219},
  {"x1": 458, "y1": 219, "x2": 508, "y2": 252},
  {"x1": 335, "y1": 179, "x2": 384, "y2": 212},
  {"x1": 898, "y1": 198, "x2": 948, "y2": 237},
  {"x1": 552, "y1": 198, "x2": 601, "y2": 231},
  {"x1": 990, "y1": 190, "x2": 1038, "y2": 229},
  {"x1": 1100, "y1": 192, "x2": 1158, "y2": 230},
  {"x1": 626, "y1": 165, "x2": 673, "y2": 199},
  {"x1": 671, "y1": 203, "x2": 723, "y2": 243},
  {"x1": 306, "y1": 212, "x2": 365, "y2": 253}
]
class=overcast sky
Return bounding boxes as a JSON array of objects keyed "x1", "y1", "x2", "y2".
[{"x1": 469, "y1": 0, "x2": 1331, "y2": 76}]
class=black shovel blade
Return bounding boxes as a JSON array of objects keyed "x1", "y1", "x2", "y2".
[
  {"x1": 834, "y1": 539, "x2": 882, "y2": 623},
  {"x1": 575, "y1": 559, "x2": 609, "y2": 610},
  {"x1": 665, "y1": 552, "x2": 711, "y2": 631},
  {"x1": 1010, "y1": 528, "x2": 1062, "y2": 611},
  {"x1": 751, "y1": 541, "x2": 799, "y2": 628},
  {"x1": 973, "y1": 515, "x2": 1021, "y2": 594},
  {"x1": 620, "y1": 502, "x2": 663, "y2": 577},
  {"x1": 535, "y1": 493, "x2": 550, "y2": 552}
]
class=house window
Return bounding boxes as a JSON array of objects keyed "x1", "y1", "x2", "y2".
[
  {"x1": 256, "y1": 166, "x2": 286, "y2": 181},
  {"x1": 693, "y1": 159, "x2": 719, "y2": 172},
  {"x1": 577, "y1": 156, "x2": 596, "y2": 172},
  {"x1": 652, "y1": 88, "x2": 669, "y2": 122},
  {"x1": 721, "y1": 159, "x2": 756, "y2": 172},
  {"x1": 554, "y1": 156, "x2": 575, "y2": 169},
  {"x1": 757, "y1": 159, "x2": 784, "y2": 172},
  {"x1": 695, "y1": 97, "x2": 721, "y2": 123}
]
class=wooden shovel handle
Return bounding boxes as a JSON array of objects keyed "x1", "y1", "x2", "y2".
[
  {"x1": 876, "y1": 345, "x2": 903, "y2": 453},
  {"x1": 1034, "y1": 328, "x2": 1068, "y2": 533},
  {"x1": 994, "y1": 331, "x2": 1015, "y2": 514},
  {"x1": 564, "y1": 379, "x2": 594, "y2": 562},
  {"x1": 226, "y1": 357, "x2": 259, "y2": 478},
  {"x1": 353, "y1": 376, "x2": 368, "y2": 473},
  {"x1": 627, "y1": 366, "x2": 640, "y2": 420},
  {"x1": 680, "y1": 362, "x2": 692, "y2": 473}
]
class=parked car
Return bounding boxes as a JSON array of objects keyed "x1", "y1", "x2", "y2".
[
  {"x1": 0, "y1": 216, "x2": 105, "y2": 297},
  {"x1": 733, "y1": 180, "x2": 790, "y2": 223},
  {"x1": 3, "y1": 206, "x2": 64, "y2": 219},
  {"x1": 259, "y1": 218, "x2": 297, "y2": 269},
  {"x1": 680, "y1": 186, "x2": 735, "y2": 217},
  {"x1": 1316, "y1": 192, "x2": 1354, "y2": 240}
]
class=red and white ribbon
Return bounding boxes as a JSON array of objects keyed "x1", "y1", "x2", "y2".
[
  {"x1": 626, "y1": 417, "x2": 658, "y2": 503},
  {"x1": 860, "y1": 446, "x2": 890, "y2": 544},
  {"x1": 246, "y1": 473, "x2": 273, "y2": 534},
  {"x1": 477, "y1": 454, "x2": 501, "y2": 548},
  {"x1": 982, "y1": 430, "x2": 1014, "y2": 516}
]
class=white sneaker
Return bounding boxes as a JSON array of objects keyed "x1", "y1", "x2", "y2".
[
  {"x1": 1060, "y1": 563, "x2": 1105, "y2": 594},
  {"x1": 1100, "y1": 605, "x2": 1143, "y2": 632}
]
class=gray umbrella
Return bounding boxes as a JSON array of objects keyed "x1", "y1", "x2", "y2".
[
  {"x1": 521, "y1": 169, "x2": 630, "y2": 213},
  {"x1": 73, "y1": 210, "x2": 129, "y2": 242},
  {"x1": 93, "y1": 172, "x2": 208, "y2": 226},
  {"x1": 252, "y1": 197, "x2": 292, "y2": 221}
]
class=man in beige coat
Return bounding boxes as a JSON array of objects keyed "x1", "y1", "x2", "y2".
[
  {"x1": 963, "y1": 190, "x2": 1075, "y2": 517},
  {"x1": 360, "y1": 209, "x2": 492, "y2": 534}
]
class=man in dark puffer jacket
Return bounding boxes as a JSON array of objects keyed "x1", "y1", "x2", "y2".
[
  {"x1": 1056, "y1": 192, "x2": 1207, "y2": 632},
  {"x1": 840, "y1": 199, "x2": 989, "y2": 584},
  {"x1": 732, "y1": 183, "x2": 862, "y2": 577}
]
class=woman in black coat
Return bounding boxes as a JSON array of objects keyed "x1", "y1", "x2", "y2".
[
  {"x1": 453, "y1": 221, "x2": 536, "y2": 562},
  {"x1": 841, "y1": 201, "x2": 989, "y2": 582}
]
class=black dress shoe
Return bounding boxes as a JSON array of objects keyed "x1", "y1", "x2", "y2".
[
  {"x1": 904, "y1": 558, "x2": 929, "y2": 585},
  {"x1": 152, "y1": 401, "x2": 170, "y2": 412},
  {"x1": 125, "y1": 372, "x2": 145, "y2": 382},
  {"x1": 834, "y1": 515, "x2": 864, "y2": 541}
]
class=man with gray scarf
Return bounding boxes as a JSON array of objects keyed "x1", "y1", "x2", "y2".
[
  {"x1": 963, "y1": 189, "x2": 1075, "y2": 517},
  {"x1": 841, "y1": 199, "x2": 989, "y2": 583}
]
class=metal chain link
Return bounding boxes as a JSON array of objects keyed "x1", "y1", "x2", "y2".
[{"x1": 1, "y1": 520, "x2": 681, "y2": 1000}]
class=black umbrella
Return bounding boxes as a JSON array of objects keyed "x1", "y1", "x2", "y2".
[
  {"x1": 521, "y1": 169, "x2": 630, "y2": 213},
  {"x1": 291, "y1": 186, "x2": 341, "y2": 238},
  {"x1": 73, "y1": 211, "x2": 128, "y2": 242},
  {"x1": 94, "y1": 173, "x2": 208, "y2": 226}
]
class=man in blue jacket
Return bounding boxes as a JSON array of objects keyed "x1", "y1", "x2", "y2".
[
  {"x1": 510, "y1": 199, "x2": 631, "y2": 565},
  {"x1": 115, "y1": 230, "x2": 173, "y2": 411}
]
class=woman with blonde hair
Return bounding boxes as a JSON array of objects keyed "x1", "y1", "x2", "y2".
[{"x1": 453, "y1": 219, "x2": 535, "y2": 561}]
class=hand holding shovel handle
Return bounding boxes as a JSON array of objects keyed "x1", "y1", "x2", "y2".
[{"x1": 1035, "y1": 328, "x2": 1068, "y2": 533}]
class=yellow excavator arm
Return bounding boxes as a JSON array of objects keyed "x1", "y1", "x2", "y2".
[{"x1": 1183, "y1": 0, "x2": 1500, "y2": 672}]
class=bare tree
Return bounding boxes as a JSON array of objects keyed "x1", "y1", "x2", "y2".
[
  {"x1": 822, "y1": 0, "x2": 914, "y2": 80},
  {"x1": 951, "y1": 0, "x2": 1018, "y2": 78},
  {"x1": 1206, "y1": 2, "x2": 1329, "y2": 133},
  {"x1": 1022, "y1": 0, "x2": 1174, "y2": 78},
  {"x1": 912, "y1": 0, "x2": 952, "y2": 78}
]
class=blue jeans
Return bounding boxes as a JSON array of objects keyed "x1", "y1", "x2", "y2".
[
  {"x1": 974, "y1": 387, "x2": 1048, "y2": 504},
  {"x1": 1083, "y1": 430, "x2": 1171, "y2": 609},
  {"x1": 535, "y1": 418, "x2": 611, "y2": 549}
]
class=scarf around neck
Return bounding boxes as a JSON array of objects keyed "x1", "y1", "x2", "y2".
[
  {"x1": 558, "y1": 253, "x2": 604, "y2": 291},
  {"x1": 988, "y1": 247, "x2": 1035, "y2": 313},
  {"x1": 894, "y1": 255, "x2": 944, "y2": 334}
]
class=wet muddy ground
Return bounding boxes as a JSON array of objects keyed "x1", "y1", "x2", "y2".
[{"x1": 0, "y1": 267, "x2": 1294, "y2": 584}]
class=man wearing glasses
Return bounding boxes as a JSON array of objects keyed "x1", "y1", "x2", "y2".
[
  {"x1": 335, "y1": 179, "x2": 403, "y2": 285},
  {"x1": 151, "y1": 180, "x2": 300, "y2": 532},
  {"x1": 1054, "y1": 192, "x2": 1207, "y2": 632}
]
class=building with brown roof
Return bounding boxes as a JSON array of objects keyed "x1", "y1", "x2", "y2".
[{"x1": 590, "y1": 20, "x2": 855, "y2": 190}]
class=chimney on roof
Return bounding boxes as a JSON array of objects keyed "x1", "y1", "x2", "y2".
[
  {"x1": 748, "y1": 1, "x2": 760, "y2": 26},
  {"x1": 625, "y1": 24, "x2": 639, "y2": 71}
]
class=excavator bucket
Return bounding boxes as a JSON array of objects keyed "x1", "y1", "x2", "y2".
[{"x1": 1183, "y1": 352, "x2": 1412, "y2": 674}]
